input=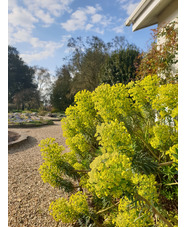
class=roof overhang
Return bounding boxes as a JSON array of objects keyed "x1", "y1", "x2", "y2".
[{"x1": 125, "y1": 0, "x2": 174, "y2": 31}]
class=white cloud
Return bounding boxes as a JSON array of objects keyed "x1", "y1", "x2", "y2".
[
  {"x1": 117, "y1": 0, "x2": 140, "y2": 16},
  {"x1": 85, "y1": 6, "x2": 97, "y2": 15},
  {"x1": 8, "y1": 0, "x2": 73, "y2": 63},
  {"x1": 8, "y1": 6, "x2": 36, "y2": 45},
  {"x1": 86, "y1": 24, "x2": 94, "y2": 31},
  {"x1": 23, "y1": 0, "x2": 73, "y2": 18},
  {"x1": 91, "y1": 14, "x2": 102, "y2": 23},
  {"x1": 9, "y1": 0, "x2": 74, "y2": 30},
  {"x1": 20, "y1": 39, "x2": 66, "y2": 63},
  {"x1": 113, "y1": 24, "x2": 125, "y2": 33},
  {"x1": 122, "y1": 2, "x2": 139, "y2": 15},
  {"x1": 36, "y1": 10, "x2": 54, "y2": 26},
  {"x1": 61, "y1": 9, "x2": 88, "y2": 31},
  {"x1": 61, "y1": 6, "x2": 94, "y2": 32},
  {"x1": 9, "y1": 6, "x2": 38, "y2": 29},
  {"x1": 117, "y1": 0, "x2": 128, "y2": 3},
  {"x1": 61, "y1": 5, "x2": 112, "y2": 34},
  {"x1": 11, "y1": 28, "x2": 33, "y2": 43},
  {"x1": 19, "y1": 35, "x2": 71, "y2": 63},
  {"x1": 94, "y1": 28, "x2": 104, "y2": 35},
  {"x1": 8, "y1": 0, "x2": 18, "y2": 10}
]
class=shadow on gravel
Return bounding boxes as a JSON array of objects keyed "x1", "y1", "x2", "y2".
[{"x1": 8, "y1": 136, "x2": 38, "y2": 154}]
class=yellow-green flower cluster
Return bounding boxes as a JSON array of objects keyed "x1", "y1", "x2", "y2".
[
  {"x1": 114, "y1": 197, "x2": 154, "y2": 227},
  {"x1": 39, "y1": 138, "x2": 65, "y2": 187},
  {"x1": 166, "y1": 144, "x2": 178, "y2": 170},
  {"x1": 88, "y1": 152, "x2": 133, "y2": 198},
  {"x1": 128, "y1": 75, "x2": 160, "y2": 109},
  {"x1": 152, "y1": 83, "x2": 178, "y2": 120},
  {"x1": 96, "y1": 120, "x2": 134, "y2": 156},
  {"x1": 49, "y1": 191, "x2": 88, "y2": 223},
  {"x1": 150, "y1": 124, "x2": 178, "y2": 153},
  {"x1": 92, "y1": 83, "x2": 133, "y2": 122},
  {"x1": 61, "y1": 89, "x2": 98, "y2": 169},
  {"x1": 87, "y1": 152, "x2": 158, "y2": 200}
]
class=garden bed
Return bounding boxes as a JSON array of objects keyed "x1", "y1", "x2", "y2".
[
  {"x1": 8, "y1": 113, "x2": 54, "y2": 128},
  {"x1": 8, "y1": 120, "x2": 54, "y2": 128}
]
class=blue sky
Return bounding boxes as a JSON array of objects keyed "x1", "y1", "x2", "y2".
[{"x1": 8, "y1": 0, "x2": 157, "y2": 76}]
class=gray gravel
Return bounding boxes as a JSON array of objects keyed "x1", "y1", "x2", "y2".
[{"x1": 8, "y1": 121, "x2": 72, "y2": 227}]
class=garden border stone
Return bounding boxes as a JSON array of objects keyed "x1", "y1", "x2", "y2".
[{"x1": 8, "y1": 132, "x2": 28, "y2": 147}]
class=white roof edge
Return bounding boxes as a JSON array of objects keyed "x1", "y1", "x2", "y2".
[
  {"x1": 131, "y1": 0, "x2": 163, "y2": 31},
  {"x1": 125, "y1": 0, "x2": 152, "y2": 26}
]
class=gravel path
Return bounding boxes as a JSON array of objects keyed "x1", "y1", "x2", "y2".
[{"x1": 8, "y1": 121, "x2": 72, "y2": 227}]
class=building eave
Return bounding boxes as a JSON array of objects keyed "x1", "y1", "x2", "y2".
[{"x1": 125, "y1": 0, "x2": 174, "y2": 31}]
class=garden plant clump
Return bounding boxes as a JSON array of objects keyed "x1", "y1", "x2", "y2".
[
  {"x1": 39, "y1": 75, "x2": 178, "y2": 226},
  {"x1": 39, "y1": 23, "x2": 178, "y2": 226}
]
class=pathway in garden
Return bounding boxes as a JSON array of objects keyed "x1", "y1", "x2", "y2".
[{"x1": 8, "y1": 121, "x2": 72, "y2": 227}]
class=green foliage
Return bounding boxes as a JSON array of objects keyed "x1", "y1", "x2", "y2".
[
  {"x1": 87, "y1": 152, "x2": 158, "y2": 202},
  {"x1": 8, "y1": 45, "x2": 37, "y2": 104},
  {"x1": 39, "y1": 138, "x2": 79, "y2": 192},
  {"x1": 39, "y1": 75, "x2": 178, "y2": 226},
  {"x1": 58, "y1": 35, "x2": 141, "y2": 101},
  {"x1": 100, "y1": 45, "x2": 140, "y2": 85},
  {"x1": 114, "y1": 197, "x2": 154, "y2": 227},
  {"x1": 50, "y1": 65, "x2": 73, "y2": 111},
  {"x1": 136, "y1": 21, "x2": 178, "y2": 83},
  {"x1": 66, "y1": 36, "x2": 110, "y2": 95},
  {"x1": 13, "y1": 88, "x2": 41, "y2": 110},
  {"x1": 95, "y1": 120, "x2": 134, "y2": 156},
  {"x1": 61, "y1": 89, "x2": 99, "y2": 171},
  {"x1": 49, "y1": 191, "x2": 89, "y2": 223}
]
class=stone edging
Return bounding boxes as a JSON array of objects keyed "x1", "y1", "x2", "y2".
[{"x1": 8, "y1": 133, "x2": 29, "y2": 147}]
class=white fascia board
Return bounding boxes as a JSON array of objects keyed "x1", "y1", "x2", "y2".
[
  {"x1": 125, "y1": 0, "x2": 152, "y2": 26},
  {"x1": 132, "y1": 0, "x2": 163, "y2": 31}
]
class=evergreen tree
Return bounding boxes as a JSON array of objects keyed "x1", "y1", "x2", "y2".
[
  {"x1": 8, "y1": 45, "x2": 36, "y2": 103},
  {"x1": 50, "y1": 65, "x2": 73, "y2": 111},
  {"x1": 100, "y1": 44, "x2": 141, "y2": 85}
]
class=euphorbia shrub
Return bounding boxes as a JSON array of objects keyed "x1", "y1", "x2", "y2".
[{"x1": 39, "y1": 75, "x2": 178, "y2": 226}]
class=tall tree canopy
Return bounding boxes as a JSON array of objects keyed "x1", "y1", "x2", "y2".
[
  {"x1": 50, "y1": 65, "x2": 73, "y2": 111},
  {"x1": 67, "y1": 36, "x2": 110, "y2": 95},
  {"x1": 100, "y1": 44, "x2": 141, "y2": 85},
  {"x1": 33, "y1": 66, "x2": 53, "y2": 106},
  {"x1": 49, "y1": 36, "x2": 141, "y2": 112},
  {"x1": 8, "y1": 45, "x2": 36, "y2": 103}
]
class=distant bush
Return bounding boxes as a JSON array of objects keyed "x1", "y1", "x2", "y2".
[{"x1": 38, "y1": 110, "x2": 47, "y2": 116}]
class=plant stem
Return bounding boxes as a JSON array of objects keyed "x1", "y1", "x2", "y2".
[
  {"x1": 133, "y1": 131, "x2": 160, "y2": 161},
  {"x1": 136, "y1": 194, "x2": 173, "y2": 227},
  {"x1": 75, "y1": 169, "x2": 90, "y2": 173},
  {"x1": 165, "y1": 182, "x2": 178, "y2": 186},
  {"x1": 158, "y1": 161, "x2": 174, "y2": 167},
  {"x1": 96, "y1": 201, "x2": 120, "y2": 215}
]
